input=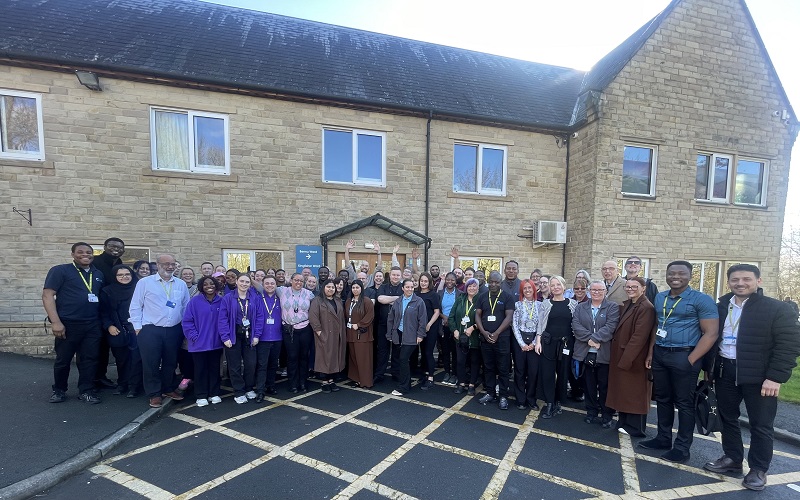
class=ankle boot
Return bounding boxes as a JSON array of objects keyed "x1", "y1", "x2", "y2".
[{"x1": 541, "y1": 403, "x2": 555, "y2": 419}]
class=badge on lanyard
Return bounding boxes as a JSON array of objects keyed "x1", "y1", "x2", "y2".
[
  {"x1": 347, "y1": 322, "x2": 353, "y2": 329},
  {"x1": 88, "y1": 293, "x2": 99, "y2": 303},
  {"x1": 266, "y1": 318, "x2": 275, "y2": 325},
  {"x1": 242, "y1": 318, "x2": 251, "y2": 327},
  {"x1": 656, "y1": 328, "x2": 668, "y2": 338},
  {"x1": 461, "y1": 316, "x2": 469, "y2": 325},
  {"x1": 165, "y1": 300, "x2": 176, "y2": 308},
  {"x1": 487, "y1": 315, "x2": 496, "y2": 322}
]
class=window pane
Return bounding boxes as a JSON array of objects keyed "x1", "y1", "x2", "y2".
[
  {"x1": 255, "y1": 251, "x2": 282, "y2": 271},
  {"x1": 695, "y1": 154, "x2": 709, "y2": 199},
  {"x1": 481, "y1": 147, "x2": 504, "y2": 191},
  {"x1": 712, "y1": 156, "x2": 729, "y2": 199},
  {"x1": 477, "y1": 258, "x2": 502, "y2": 274},
  {"x1": 702, "y1": 262, "x2": 720, "y2": 297},
  {"x1": 194, "y1": 116, "x2": 225, "y2": 168},
  {"x1": 225, "y1": 253, "x2": 252, "y2": 273},
  {"x1": 622, "y1": 146, "x2": 653, "y2": 194},
  {"x1": 154, "y1": 111, "x2": 189, "y2": 170},
  {"x1": 356, "y1": 134, "x2": 382, "y2": 181},
  {"x1": 323, "y1": 129, "x2": 353, "y2": 183},
  {"x1": 735, "y1": 160, "x2": 765, "y2": 205},
  {"x1": 453, "y1": 144, "x2": 477, "y2": 192},
  {"x1": 2, "y1": 96, "x2": 40, "y2": 153}
]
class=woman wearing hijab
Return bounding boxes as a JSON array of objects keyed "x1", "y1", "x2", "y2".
[
  {"x1": 218, "y1": 274, "x2": 264, "y2": 404},
  {"x1": 99, "y1": 265, "x2": 141, "y2": 397},
  {"x1": 309, "y1": 279, "x2": 347, "y2": 393},
  {"x1": 182, "y1": 276, "x2": 225, "y2": 406},
  {"x1": 345, "y1": 280, "x2": 375, "y2": 388}
]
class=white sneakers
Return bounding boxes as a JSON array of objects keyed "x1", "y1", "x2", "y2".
[
  {"x1": 245, "y1": 391, "x2": 257, "y2": 400},
  {"x1": 234, "y1": 395, "x2": 248, "y2": 404},
  {"x1": 196, "y1": 398, "x2": 209, "y2": 407},
  {"x1": 391, "y1": 390, "x2": 403, "y2": 396},
  {"x1": 209, "y1": 396, "x2": 222, "y2": 404}
]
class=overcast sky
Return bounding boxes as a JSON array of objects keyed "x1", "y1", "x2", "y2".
[{"x1": 201, "y1": 0, "x2": 800, "y2": 230}]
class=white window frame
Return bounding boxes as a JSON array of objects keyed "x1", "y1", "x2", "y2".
[
  {"x1": 321, "y1": 127, "x2": 387, "y2": 187},
  {"x1": 452, "y1": 142, "x2": 508, "y2": 196},
  {"x1": 695, "y1": 152, "x2": 733, "y2": 203},
  {"x1": 621, "y1": 144, "x2": 658, "y2": 197},
  {"x1": 149, "y1": 106, "x2": 230, "y2": 175},
  {"x1": 615, "y1": 257, "x2": 651, "y2": 279},
  {"x1": 223, "y1": 249, "x2": 284, "y2": 273},
  {"x1": 733, "y1": 158, "x2": 768, "y2": 207},
  {"x1": 689, "y1": 260, "x2": 723, "y2": 299},
  {"x1": 0, "y1": 89, "x2": 45, "y2": 161}
]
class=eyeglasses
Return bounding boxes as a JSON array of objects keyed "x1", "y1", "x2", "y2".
[
  {"x1": 589, "y1": 289, "x2": 606, "y2": 293},
  {"x1": 624, "y1": 286, "x2": 640, "y2": 290},
  {"x1": 626, "y1": 261, "x2": 641, "y2": 265},
  {"x1": 116, "y1": 273, "x2": 132, "y2": 278},
  {"x1": 573, "y1": 287, "x2": 586, "y2": 291}
]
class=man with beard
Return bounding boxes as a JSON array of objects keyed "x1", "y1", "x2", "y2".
[
  {"x1": 429, "y1": 264, "x2": 443, "y2": 291},
  {"x1": 375, "y1": 267, "x2": 404, "y2": 384},
  {"x1": 344, "y1": 240, "x2": 383, "y2": 288},
  {"x1": 501, "y1": 260, "x2": 521, "y2": 302},
  {"x1": 92, "y1": 237, "x2": 125, "y2": 389},
  {"x1": 623, "y1": 256, "x2": 658, "y2": 304},
  {"x1": 475, "y1": 271, "x2": 515, "y2": 410}
]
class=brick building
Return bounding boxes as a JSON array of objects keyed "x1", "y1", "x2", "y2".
[{"x1": 0, "y1": 0, "x2": 795, "y2": 354}]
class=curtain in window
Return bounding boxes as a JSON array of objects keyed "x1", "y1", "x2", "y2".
[{"x1": 155, "y1": 111, "x2": 189, "y2": 170}]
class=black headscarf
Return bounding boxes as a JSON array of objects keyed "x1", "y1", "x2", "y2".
[{"x1": 102, "y1": 264, "x2": 137, "y2": 307}]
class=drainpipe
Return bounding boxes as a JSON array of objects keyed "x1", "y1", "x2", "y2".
[
  {"x1": 561, "y1": 136, "x2": 571, "y2": 277},
  {"x1": 424, "y1": 110, "x2": 433, "y2": 270}
]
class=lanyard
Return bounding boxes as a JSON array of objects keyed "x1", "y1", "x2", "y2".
[
  {"x1": 238, "y1": 297, "x2": 249, "y2": 317},
  {"x1": 262, "y1": 294, "x2": 276, "y2": 316},
  {"x1": 160, "y1": 279, "x2": 173, "y2": 300},
  {"x1": 488, "y1": 294, "x2": 499, "y2": 315},
  {"x1": 661, "y1": 296, "x2": 683, "y2": 328},
  {"x1": 72, "y1": 263, "x2": 93, "y2": 292},
  {"x1": 465, "y1": 299, "x2": 474, "y2": 317},
  {"x1": 291, "y1": 291, "x2": 301, "y2": 313},
  {"x1": 348, "y1": 299, "x2": 357, "y2": 321},
  {"x1": 727, "y1": 302, "x2": 743, "y2": 335},
  {"x1": 523, "y1": 300, "x2": 535, "y2": 319}
]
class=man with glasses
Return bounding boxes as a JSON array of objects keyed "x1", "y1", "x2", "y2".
[
  {"x1": 536, "y1": 275, "x2": 551, "y2": 302},
  {"x1": 601, "y1": 260, "x2": 627, "y2": 306},
  {"x1": 129, "y1": 254, "x2": 190, "y2": 408},
  {"x1": 624, "y1": 256, "x2": 658, "y2": 304}
]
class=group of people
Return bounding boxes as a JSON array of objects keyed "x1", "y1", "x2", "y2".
[{"x1": 43, "y1": 239, "x2": 798, "y2": 492}]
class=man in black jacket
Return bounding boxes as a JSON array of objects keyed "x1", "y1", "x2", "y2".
[
  {"x1": 92, "y1": 237, "x2": 125, "y2": 389},
  {"x1": 704, "y1": 264, "x2": 800, "y2": 491}
]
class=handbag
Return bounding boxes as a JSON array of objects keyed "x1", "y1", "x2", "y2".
[{"x1": 695, "y1": 380, "x2": 723, "y2": 435}]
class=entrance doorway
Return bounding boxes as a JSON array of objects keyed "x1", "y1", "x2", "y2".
[{"x1": 334, "y1": 252, "x2": 405, "y2": 274}]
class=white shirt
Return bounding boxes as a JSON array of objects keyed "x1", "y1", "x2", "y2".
[
  {"x1": 720, "y1": 297, "x2": 747, "y2": 359},
  {"x1": 129, "y1": 274, "x2": 189, "y2": 329}
]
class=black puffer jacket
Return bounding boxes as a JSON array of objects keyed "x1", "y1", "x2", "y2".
[{"x1": 715, "y1": 292, "x2": 800, "y2": 385}]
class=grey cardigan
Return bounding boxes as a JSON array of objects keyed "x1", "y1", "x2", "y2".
[
  {"x1": 386, "y1": 293, "x2": 428, "y2": 345},
  {"x1": 571, "y1": 299, "x2": 620, "y2": 364},
  {"x1": 537, "y1": 298, "x2": 578, "y2": 336}
]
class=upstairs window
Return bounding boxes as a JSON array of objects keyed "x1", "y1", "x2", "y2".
[
  {"x1": 453, "y1": 143, "x2": 507, "y2": 196},
  {"x1": 734, "y1": 159, "x2": 767, "y2": 206},
  {"x1": 150, "y1": 107, "x2": 229, "y2": 175},
  {"x1": 0, "y1": 89, "x2": 45, "y2": 160},
  {"x1": 695, "y1": 153, "x2": 767, "y2": 207},
  {"x1": 322, "y1": 128, "x2": 386, "y2": 187},
  {"x1": 622, "y1": 145, "x2": 657, "y2": 196},
  {"x1": 695, "y1": 153, "x2": 732, "y2": 202}
]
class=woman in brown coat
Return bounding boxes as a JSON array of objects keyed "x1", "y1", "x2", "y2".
[
  {"x1": 607, "y1": 277, "x2": 656, "y2": 437},
  {"x1": 309, "y1": 279, "x2": 346, "y2": 393},
  {"x1": 345, "y1": 280, "x2": 374, "y2": 388}
]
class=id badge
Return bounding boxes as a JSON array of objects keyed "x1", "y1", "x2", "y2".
[
  {"x1": 87, "y1": 293, "x2": 99, "y2": 303},
  {"x1": 487, "y1": 315, "x2": 496, "y2": 322},
  {"x1": 462, "y1": 316, "x2": 470, "y2": 325},
  {"x1": 656, "y1": 328, "x2": 668, "y2": 338},
  {"x1": 266, "y1": 318, "x2": 275, "y2": 325},
  {"x1": 562, "y1": 348, "x2": 570, "y2": 355},
  {"x1": 242, "y1": 319, "x2": 250, "y2": 327},
  {"x1": 165, "y1": 300, "x2": 176, "y2": 308},
  {"x1": 347, "y1": 322, "x2": 353, "y2": 329},
  {"x1": 722, "y1": 335, "x2": 736, "y2": 346}
]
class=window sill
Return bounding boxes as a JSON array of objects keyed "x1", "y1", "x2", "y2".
[
  {"x1": 1, "y1": 158, "x2": 53, "y2": 169},
  {"x1": 692, "y1": 199, "x2": 768, "y2": 210},
  {"x1": 448, "y1": 191, "x2": 512, "y2": 202},
  {"x1": 142, "y1": 168, "x2": 239, "y2": 183},
  {"x1": 620, "y1": 193, "x2": 656, "y2": 201},
  {"x1": 314, "y1": 181, "x2": 392, "y2": 194}
]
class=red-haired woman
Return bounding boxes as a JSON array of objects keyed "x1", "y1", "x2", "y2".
[{"x1": 512, "y1": 279, "x2": 540, "y2": 410}]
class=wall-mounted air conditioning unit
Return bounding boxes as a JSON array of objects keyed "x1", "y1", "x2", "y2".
[{"x1": 534, "y1": 221, "x2": 567, "y2": 244}]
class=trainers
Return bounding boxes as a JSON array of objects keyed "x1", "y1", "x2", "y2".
[
  {"x1": 454, "y1": 385, "x2": 465, "y2": 394},
  {"x1": 49, "y1": 390, "x2": 67, "y2": 403},
  {"x1": 478, "y1": 393, "x2": 496, "y2": 405},
  {"x1": 420, "y1": 379, "x2": 434, "y2": 391},
  {"x1": 149, "y1": 396, "x2": 163, "y2": 408},
  {"x1": 279, "y1": 369, "x2": 288, "y2": 377},
  {"x1": 209, "y1": 395, "x2": 222, "y2": 404},
  {"x1": 245, "y1": 390, "x2": 257, "y2": 400},
  {"x1": 467, "y1": 386, "x2": 476, "y2": 396},
  {"x1": 234, "y1": 395, "x2": 248, "y2": 404},
  {"x1": 162, "y1": 391, "x2": 184, "y2": 401},
  {"x1": 178, "y1": 378, "x2": 191, "y2": 391},
  {"x1": 79, "y1": 392, "x2": 101, "y2": 404},
  {"x1": 320, "y1": 383, "x2": 332, "y2": 393},
  {"x1": 391, "y1": 389, "x2": 404, "y2": 396},
  {"x1": 498, "y1": 397, "x2": 509, "y2": 410},
  {"x1": 448, "y1": 375, "x2": 458, "y2": 386},
  {"x1": 196, "y1": 398, "x2": 209, "y2": 407}
]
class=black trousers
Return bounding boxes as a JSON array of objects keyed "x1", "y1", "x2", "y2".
[
  {"x1": 284, "y1": 325, "x2": 312, "y2": 390},
  {"x1": 421, "y1": 329, "x2": 438, "y2": 378},
  {"x1": 95, "y1": 334, "x2": 111, "y2": 381},
  {"x1": 440, "y1": 324, "x2": 457, "y2": 375},
  {"x1": 138, "y1": 324, "x2": 183, "y2": 397},
  {"x1": 583, "y1": 362, "x2": 611, "y2": 420},
  {"x1": 480, "y1": 333, "x2": 511, "y2": 397},
  {"x1": 715, "y1": 357, "x2": 777, "y2": 472},
  {"x1": 53, "y1": 319, "x2": 101, "y2": 394},
  {"x1": 178, "y1": 347, "x2": 194, "y2": 380},
  {"x1": 256, "y1": 340, "x2": 282, "y2": 392},
  {"x1": 652, "y1": 346, "x2": 702, "y2": 453},
  {"x1": 539, "y1": 336, "x2": 569, "y2": 405},
  {"x1": 395, "y1": 343, "x2": 416, "y2": 393},
  {"x1": 375, "y1": 322, "x2": 392, "y2": 379},
  {"x1": 109, "y1": 344, "x2": 131, "y2": 390},
  {"x1": 512, "y1": 341, "x2": 539, "y2": 406},
  {"x1": 127, "y1": 346, "x2": 143, "y2": 393},
  {"x1": 192, "y1": 349, "x2": 222, "y2": 399},
  {"x1": 225, "y1": 334, "x2": 257, "y2": 396},
  {"x1": 456, "y1": 344, "x2": 481, "y2": 386}
]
